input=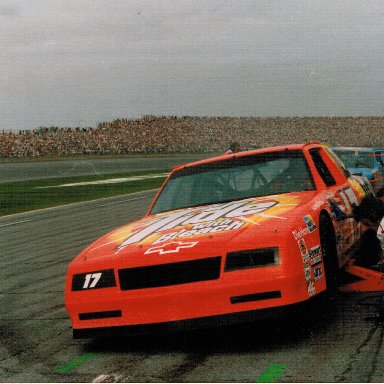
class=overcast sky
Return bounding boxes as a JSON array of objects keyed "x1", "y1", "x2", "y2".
[{"x1": 1, "y1": 0, "x2": 384, "y2": 131}]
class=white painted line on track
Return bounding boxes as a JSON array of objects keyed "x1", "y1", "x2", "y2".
[
  {"x1": 96, "y1": 196, "x2": 147, "y2": 207},
  {"x1": 37, "y1": 173, "x2": 168, "y2": 188},
  {"x1": 0, "y1": 219, "x2": 32, "y2": 227},
  {"x1": 93, "y1": 374, "x2": 122, "y2": 383}
]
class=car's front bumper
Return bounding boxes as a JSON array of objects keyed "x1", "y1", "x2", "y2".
[{"x1": 66, "y1": 267, "x2": 323, "y2": 337}]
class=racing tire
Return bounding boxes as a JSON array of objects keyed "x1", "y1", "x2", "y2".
[
  {"x1": 319, "y1": 213, "x2": 338, "y2": 290},
  {"x1": 353, "y1": 229, "x2": 382, "y2": 267}
]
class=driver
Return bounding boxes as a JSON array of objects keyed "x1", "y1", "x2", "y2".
[{"x1": 353, "y1": 195, "x2": 384, "y2": 266}]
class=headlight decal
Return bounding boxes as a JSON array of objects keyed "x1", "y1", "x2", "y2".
[
  {"x1": 225, "y1": 247, "x2": 279, "y2": 272},
  {"x1": 72, "y1": 269, "x2": 116, "y2": 291}
]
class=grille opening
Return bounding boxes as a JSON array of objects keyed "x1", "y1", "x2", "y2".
[
  {"x1": 79, "y1": 310, "x2": 122, "y2": 320},
  {"x1": 231, "y1": 291, "x2": 282, "y2": 304},
  {"x1": 118, "y1": 256, "x2": 221, "y2": 290}
]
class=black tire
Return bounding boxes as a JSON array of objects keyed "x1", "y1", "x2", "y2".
[
  {"x1": 353, "y1": 229, "x2": 382, "y2": 267},
  {"x1": 319, "y1": 213, "x2": 339, "y2": 289},
  {"x1": 376, "y1": 187, "x2": 384, "y2": 198}
]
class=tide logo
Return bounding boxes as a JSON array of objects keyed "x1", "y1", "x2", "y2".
[{"x1": 117, "y1": 199, "x2": 277, "y2": 249}]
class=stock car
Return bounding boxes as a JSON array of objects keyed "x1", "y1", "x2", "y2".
[
  {"x1": 332, "y1": 147, "x2": 384, "y2": 193},
  {"x1": 65, "y1": 142, "x2": 373, "y2": 338}
]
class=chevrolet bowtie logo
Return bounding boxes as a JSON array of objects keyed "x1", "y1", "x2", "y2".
[{"x1": 144, "y1": 241, "x2": 198, "y2": 255}]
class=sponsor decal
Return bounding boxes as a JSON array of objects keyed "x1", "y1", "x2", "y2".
[
  {"x1": 298, "y1": 238, "x2": 309, "y2": 262},
  {"x1": 310, "y1": 254, "x2": 322, "y2": 266},
  {"x1": 152, "y1": 219, "x2": 243, "y2": 244},
  {"x1": 292, "y1": 227, "x2": 310, "y2": 240},
  {"x1": 314, "y1": 265, "x2": 324, "y2": 281},
  {"x1": 307, "y1": 280, "x2": 316, "y2": 296},
  {"x1": 338, "y1": 186, "x2": 359, "y2": 209},
  {"x1": 303, "y1": 214, "x2": 317, "y2": 233},
  {"x1": 311, "y1": 192, "x2": 338, "y2": 211},
  {"x1": 350, "y1": 175, "x2": 373, "y2": 197},
  {"x1": 93, "y1": 195, "x2": 299, "y2": 253},
  {"x1": 144, "y1": 241, "x2": 198, "y2": 255},
  {"x1": 304, "y1": 263, "x2": 311, "y2": 281},
  {"x1": 308, "y1": 245, "x2": 322, "y2": 266},
  {"x1": 311, "y1": 200, "x2": 324, "y2": 211},
  {"x1": 308, "y1": 245, "x2": 321, "y2": 258},
  {"x1": 116, "y1": 198, "x2": 285, "y2": 249}
]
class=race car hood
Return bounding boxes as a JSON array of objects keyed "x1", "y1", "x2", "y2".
[{"x1": 79, "y1": 192, "x2": 318, "y2": 265}]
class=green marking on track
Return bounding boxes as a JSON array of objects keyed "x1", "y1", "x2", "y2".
[
  {"x1": 256, "y1": 364, "x2": 287, "y2": 383},
  {"x1": 55, "y1": 352, "x2": 98, "y2": 374}
]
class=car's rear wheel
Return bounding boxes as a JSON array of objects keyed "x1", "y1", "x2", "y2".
[{"x1": 319, "y1": 213, "x2": 338, "y2": 290}]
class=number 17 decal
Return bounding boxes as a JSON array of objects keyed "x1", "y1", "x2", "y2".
[
  {"x1": 83, "y1": 273, "x2": 102, "y2": 289},
  {"x1": 338, "y1": 187, "x2": 358, "y2": 209}
]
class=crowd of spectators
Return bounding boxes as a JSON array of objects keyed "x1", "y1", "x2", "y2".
[{"x1": 1, "y1": 116, "x2": 383, "y2": 158}]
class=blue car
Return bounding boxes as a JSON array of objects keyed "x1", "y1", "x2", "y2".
[{"x1": 332, "y1": 147, "x2": 384, "y2": 194}]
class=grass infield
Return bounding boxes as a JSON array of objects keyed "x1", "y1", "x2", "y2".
[{"x1": 0, "y1": 169, "x2": 168, "y2": 216}]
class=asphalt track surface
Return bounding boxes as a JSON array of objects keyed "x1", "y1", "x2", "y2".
[
  {"x1": 0, "y1": 154, "x2": 212, "y2": 182},
  {"x1": 1, "y1": 189, "x2": 384, "y2": 382},
  {"x1": 0, "y1": 192, "x2": 384, "y2": 382}
]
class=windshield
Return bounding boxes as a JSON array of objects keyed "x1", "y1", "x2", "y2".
[
  {"x1": 333, "y1": 150, "x2": 374, "y2": 169},
  {"x1": 150, "y1": 150, "x2": 315, "y2": 214}
]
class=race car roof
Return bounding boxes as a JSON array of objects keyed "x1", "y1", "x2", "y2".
[{"x1": 172, "y1": 142, "x2": 322, "y2": 172}]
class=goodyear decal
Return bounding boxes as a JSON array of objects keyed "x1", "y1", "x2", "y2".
[
  {"x1": 308, "y1": 245, "x2": 321, "y2": 259},
  {"x1": 110, "y1": 195, "x2": 300, "y2": 250}
]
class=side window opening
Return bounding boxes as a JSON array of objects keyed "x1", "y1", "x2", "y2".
[
  {"x1": 309, "y1": 148, "x2": 336, "y2": 187},
  {"x1": 326, "y1": 147, "x2": 351, "y2": 178}
]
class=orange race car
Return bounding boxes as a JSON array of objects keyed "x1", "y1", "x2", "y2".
[{"x1": 65, "y1": 143, "x2": 373, "y2": 338}]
